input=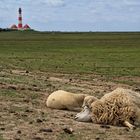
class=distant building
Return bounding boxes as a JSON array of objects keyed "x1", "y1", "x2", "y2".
[
  {"x1": 10, "y1": 8, "x2": 31, "y2": 30},
  {"x1": 10, "y1": 24, "x2": 18, "y2": 30},
  {"x1": 23, "y1": 24, "x2": 31, "y2": 30}
]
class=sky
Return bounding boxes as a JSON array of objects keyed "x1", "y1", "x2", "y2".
[{"x1": 0, "y1": 0, "x2": 140, "y2": 31}]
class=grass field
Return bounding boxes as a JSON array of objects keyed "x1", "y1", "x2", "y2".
[
  {"x1": 0, "y1": 31, "x2": 140, "y2": 140},
  {"x1": 0, "y1": 31, "x2": 140, "y2": 76}
]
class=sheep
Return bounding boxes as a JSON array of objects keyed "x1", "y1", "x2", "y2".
[
  {"x1": 75, "y1": 106, "x2": 92, "y2": 122},
  {"x1": 75, "y1": 96, "x2": 97, "y2": 123},
  {"x1": 74, "y1": 95, "x2": 98, "y2": 122},
  {"x1": 75, "y1": 88, "x2": 140, "y2": 129},
  {"x1": 46, "y1": 90, "x2": 88, "y2": 111}
]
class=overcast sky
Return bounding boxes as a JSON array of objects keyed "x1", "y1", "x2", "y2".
[{"x1": 0, "y1": 0, "x2": 140, "y2": 31}]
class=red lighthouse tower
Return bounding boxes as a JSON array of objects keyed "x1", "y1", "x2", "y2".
[
  {"x1": 10, "y1": 8, "x2": 31, "y2": 30},
  {"x1": 18, "y1": 8, "x2": 23, "y2": 29}
]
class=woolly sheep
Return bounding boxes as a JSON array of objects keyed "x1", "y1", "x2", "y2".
[
  {"x1": 75, "y1": 88, "x2": 140, "y2": 129},
  {"x1": 46, "y1": 90, "x2": 88, "y2": 111}
]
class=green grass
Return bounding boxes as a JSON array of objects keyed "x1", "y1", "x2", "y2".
[
  {"x1": 0, "y1": 31, "x2": 140, "y2": 76},
  {"x1": 0, "y1": 89, "x2": 19, "y2": 98},
  {"x1": 0, "y1": 135, "x2": 4, "y2": 140}
]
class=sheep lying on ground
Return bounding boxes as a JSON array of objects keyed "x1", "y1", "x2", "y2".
[
  {"x1": 75, "y1": 106, "x2": 92, "y2": 122},
  {"x1": 46, "y1": 90, "x2": 88, "y2": 111},
  {"x1": 75, "y1": 95, "x2": 97, "y2": 122},
  {"x1": 75, "y1": 88, "x2": 140, "y2": 129}
]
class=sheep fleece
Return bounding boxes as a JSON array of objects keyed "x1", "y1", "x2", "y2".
[{"x1": 90, "y1": 88, "x2": 140, "y2": 125}]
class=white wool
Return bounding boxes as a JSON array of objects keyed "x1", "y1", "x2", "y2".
[{"x1": 75, "y1": 88, "x2": 140, "y2": 128}]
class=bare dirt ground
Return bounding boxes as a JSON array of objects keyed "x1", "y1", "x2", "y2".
[{"x1": 0, "y1": 69, "x2": 140, "y2": 140}]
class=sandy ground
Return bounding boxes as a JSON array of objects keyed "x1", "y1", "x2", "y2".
[{"x1": 0, "y1": 69, "x2": 140, "y2": 140}]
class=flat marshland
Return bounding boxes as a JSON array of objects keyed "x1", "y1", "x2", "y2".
[
  {"x1": 0, "y1": 31, "x2": 140, "y2": 75},
  {"x1": 0, "y1": 31, "x2": 140, "y2": 140}
]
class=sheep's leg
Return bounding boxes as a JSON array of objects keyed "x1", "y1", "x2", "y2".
[{"x1": 124, "y1": 121, "x2": 136, "y2": 130}]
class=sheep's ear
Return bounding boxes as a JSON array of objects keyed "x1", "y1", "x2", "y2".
[
  {"x1": 87, "y1": 99, "x2": 93, "y2": 107},
  {"x1": 82, "y1": 102, "x2": 85, "y2": 108}
]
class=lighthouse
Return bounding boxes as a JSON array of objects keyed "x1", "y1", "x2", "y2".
[
  {"x1": 10, "y1": 8, "x2": 31, "y2": 30},
  {"x1": 18, "y1": 8, "x2": 23, "y2": 29}
]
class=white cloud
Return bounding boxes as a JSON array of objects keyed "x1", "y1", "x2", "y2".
[
  {"x1": 0, "y1": 0, "x2": 65, "y2": 8},
  {"x1": 0, "y1": 0, "x2": 140, "y2": 31},
  {"x1": 45, "y1": 0, "x2": 65, "y2": 6},
  {"x1": 123, "y1": 0, "x2": 140, "y2": 5}
]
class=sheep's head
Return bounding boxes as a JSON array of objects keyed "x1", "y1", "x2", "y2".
[
  {"x1": 75, "y1": 106, "x2": 92, "y2": 122},
  {"x1": 82, "y1": 96, "x2": 98, "y2": 108}
]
